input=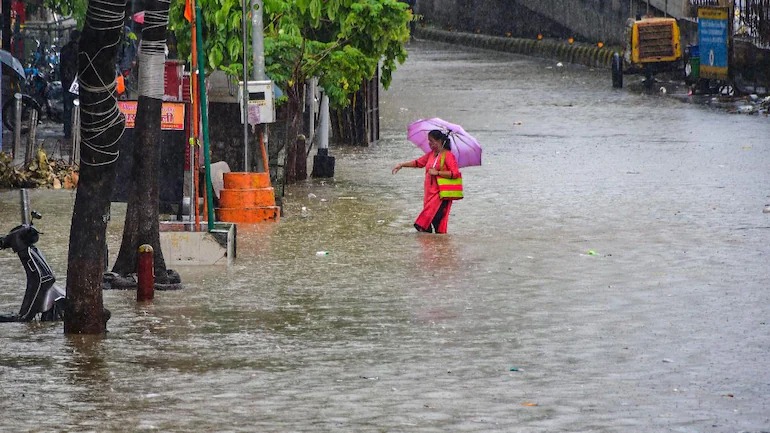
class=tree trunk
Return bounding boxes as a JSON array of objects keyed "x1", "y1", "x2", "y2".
[
  {"x1": 112, "y1": 0, "x2": 172, "y2": 284},
  {"x1": 331, "y1": 98, "x2": 363, "y2": 146},
  {"x1": 284, "y1": 82, "x2": 306, "y2": 183},
  {"x1": 65, "y1": 0, "x2": 128, "y2": 334},
  {"x1": 111, "y1": 96, "x2": 168, "y2": 281}
]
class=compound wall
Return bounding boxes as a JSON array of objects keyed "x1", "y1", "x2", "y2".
[{"x1": 413, "y1": 0, "x2": 692, "y2": 46}]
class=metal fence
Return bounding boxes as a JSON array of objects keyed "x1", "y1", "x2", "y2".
[{"x1": 734, "y1": 0, "x2": 770, "y2": 47}]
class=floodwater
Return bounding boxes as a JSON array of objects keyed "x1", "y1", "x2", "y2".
[{"x1": 1, "y1": 40, "x2": 770, "y2": 432}]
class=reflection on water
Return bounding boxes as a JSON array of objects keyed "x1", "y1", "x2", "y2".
[{"x1": 2, "y1": 40, "x2": 770, "y2": 431}]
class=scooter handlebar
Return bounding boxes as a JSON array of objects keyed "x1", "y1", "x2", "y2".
[{"x1": 0, "y1": 225, "x2": 40, "y2": 252}]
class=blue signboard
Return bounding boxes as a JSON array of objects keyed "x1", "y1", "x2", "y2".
[{"x1": 698, "y1": 7, "x2": 729, "y2": 79}]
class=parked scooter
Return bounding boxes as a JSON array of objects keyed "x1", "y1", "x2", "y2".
[
  {"x1": 2, "y1": 66, "x2": 64, "y2": 133},
  {"x1": 0, "y1": 211, "x2": 66, "y2": 322}
]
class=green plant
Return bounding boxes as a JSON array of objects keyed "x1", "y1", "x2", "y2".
[{"x1": 169, "y1": 0, "x2": 410, "y2": 108}]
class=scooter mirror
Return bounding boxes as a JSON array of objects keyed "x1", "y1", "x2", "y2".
[{"x1": 31, "y1": 211, "x2": 42, "y2": 220}]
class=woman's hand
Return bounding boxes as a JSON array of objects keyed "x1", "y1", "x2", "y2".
[
  {"x1": 428, "y1": 168, "x2": 439, "y2": 176},
  {"x1": 392, "y1": 164, "x2": 402, "y2": 174}
]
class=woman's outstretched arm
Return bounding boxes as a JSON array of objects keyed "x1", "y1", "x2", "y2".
[{"x1": 392, "y1": 160, "x2": 415, "y2": 174}]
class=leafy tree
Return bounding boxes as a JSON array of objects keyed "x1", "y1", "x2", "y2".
[
  {"x1": 47, "y1": 0, "x2": 410, "y2": 179},
  {"x1": 168, "y1": 0, "x2": 411, "y2": 180},
  {"x1": 43, "y1": 0, "x2": 88, "y2": 26},
  {"x1": 46, "y1": 0, "x2": 411, "y2": 309}
]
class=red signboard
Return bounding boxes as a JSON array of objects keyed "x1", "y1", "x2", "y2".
[{"x1": 118, "y1": 101, "x2": 186, "y2": 130}]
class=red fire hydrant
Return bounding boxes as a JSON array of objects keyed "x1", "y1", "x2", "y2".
[{"x1": 137, "y1": 244, "x2": 155, "y2": 302}]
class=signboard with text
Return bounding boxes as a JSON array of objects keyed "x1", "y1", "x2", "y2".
[
  {"x1": 111, "y1": 101, "x2": 189, "y2": 207},
  {"x1": 118, "y1": 101, "x2": 186, "y2": 130},
  {"x1": 698, "y1": 6, "x2": 730, "y2": 80}
]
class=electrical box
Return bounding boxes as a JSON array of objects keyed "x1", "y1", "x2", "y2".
[{"x1": 238, "y1": 80, "x2": 275, "y2": 125}]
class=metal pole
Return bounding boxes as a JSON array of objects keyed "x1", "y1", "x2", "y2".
[
  {"x1": 189, "y1": 0, "x2": 201, "y2": 230},
  {"x1": 196, "y1": 4, "x2": 216, "y2": 231},
  {"x1": 72, "y1": 99, "x2": 81, "y2": 164},
  {"x1": 26, "y1": 108, "x2": 38, "y2": 164},
  {"x1": 13, "y1": 93, "x2": 22, "y2": 159},
  {"x1": 251, "y1": 0, "x2": 265, "y2": 80},
  {"x1": 0, "y1": 60, "x2": 3, "y2": 154},
  {"x1": 251, "y1": 0, "x2": 266, "y2": 175},
  {"x1": 242, "y1": 0, "x2": 250, "y2": 172},
  {"x1": 20, "y1": 189, "x2": 30, "y2": 225}
]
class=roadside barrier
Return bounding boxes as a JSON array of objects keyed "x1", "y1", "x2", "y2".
[{"x1": 415, "y1": 26, "x2": 615, "y2": 69}]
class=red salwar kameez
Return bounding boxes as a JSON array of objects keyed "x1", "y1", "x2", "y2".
[{"x1": 412, "y1": 150, "x2": 461, "y2": 234}]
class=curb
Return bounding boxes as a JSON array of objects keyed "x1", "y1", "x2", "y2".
[{"x1": 414, "y1": 27, "x2": 615, "y2": 69}]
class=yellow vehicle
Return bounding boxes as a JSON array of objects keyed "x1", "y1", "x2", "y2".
[{"x1": 612, "y1": 17, "x2": 684, "y2": 88}]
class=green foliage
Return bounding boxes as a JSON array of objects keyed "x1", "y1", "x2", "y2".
[
  {"x1": 171, "y1": 0, "x2": 411, "y2": 107},
  {"x1": 46, "y1": 0, "x2": 411, "y2": 108},
  {"x1": 43, "y1": 0, "x2": 87, "y2": 26}
]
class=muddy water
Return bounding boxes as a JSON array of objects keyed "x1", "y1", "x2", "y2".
[{"x1": 1, "y1": 40, "x2": 769, "y2": 432}]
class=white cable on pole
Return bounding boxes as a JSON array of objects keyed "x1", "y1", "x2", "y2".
[
  {"x1": 138, "y1": 46, "x2": 166, "y2": 98},
  {"x1": 139, "y1": 2, "x2": 170, "y2": 98},
  {"x1": 78, "y1": 0, "x2": 127, "y2": 167}
]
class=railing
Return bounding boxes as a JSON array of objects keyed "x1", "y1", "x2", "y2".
[{"x1": 734, "y1": 0, "x2": 770, "y2": 48}]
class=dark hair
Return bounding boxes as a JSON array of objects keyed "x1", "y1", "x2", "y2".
[
  {"x1": 70, "y1": 29, "x2": 81, "y2": 42},
  {"x1": 428, "y1": 129, "x2": 451, "y2": 150}
]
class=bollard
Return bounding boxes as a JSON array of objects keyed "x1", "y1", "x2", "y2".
[
  {"x1": 19, "y1": 189, "x2": 30, "y2": 225},
  {"x1": 13, "y1": 93, "x2": 22, "y2": 159},
  {"x1": 25, "y1": 109, "x2": 38, "y2": 164},
  {"x1": 137, "y1": 244, "x2": 155, "y2": 302},
  {"x1": 71, "y1": 99, "x2": 80, "y2": 164}
]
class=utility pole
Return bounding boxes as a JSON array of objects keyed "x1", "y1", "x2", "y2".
[
  {"x1": 252, "y1": 0, "x2": 265, "y2": 80},
  {"x1": 251, "y1": 0, "x2": 268, "y2": 175}
]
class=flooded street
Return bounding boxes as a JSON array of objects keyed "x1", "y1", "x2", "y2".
[{"x1": 2, "y1": 40, "x2": 770, "y2": 432}]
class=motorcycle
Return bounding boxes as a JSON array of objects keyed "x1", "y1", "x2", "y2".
[
  {"x1": 2, "y1": 66, "x2": 64, "y2": 134},
  {"x1": 0, "y1": 211, "x2": 66, "y2": 322}
]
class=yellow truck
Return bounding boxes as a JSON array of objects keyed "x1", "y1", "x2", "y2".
[{"x1": 612, "y1": 16, "x2": 684, "y2": 88}]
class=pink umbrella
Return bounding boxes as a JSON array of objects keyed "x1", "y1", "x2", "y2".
[
  {"x1": 133, "y1": 11, "x2": 145, "y2": 24},
  {"x1": 407, "y1": 117, "x2": 482, "y2": 168}
]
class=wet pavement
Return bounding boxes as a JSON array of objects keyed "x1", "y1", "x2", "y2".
[{"x1": 1, "y1": 39, "x2": 770, "y2": 432}]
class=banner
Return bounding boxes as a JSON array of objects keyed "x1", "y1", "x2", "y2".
[
  {"x1": 118, "y1": 101, "x2": 186, "y2": 130},
  {"x1": 698, "y1": 7, "x2": 730, "y2": 80}
]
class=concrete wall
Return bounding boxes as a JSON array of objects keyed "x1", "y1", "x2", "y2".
[
  {"x1": 411, "y1": 1, "x2": 769, "y2": 91},
  {"x1": 413, "y1": 0, "x2": 691, "y2": 46}
]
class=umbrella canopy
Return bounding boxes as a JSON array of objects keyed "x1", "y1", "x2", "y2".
[
  {"x1": 0, "y1": 49, "x2": 26, "y2": 80},
  {"x1": 407, "y1": 117, "x2": 482, "y2": 168}
]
